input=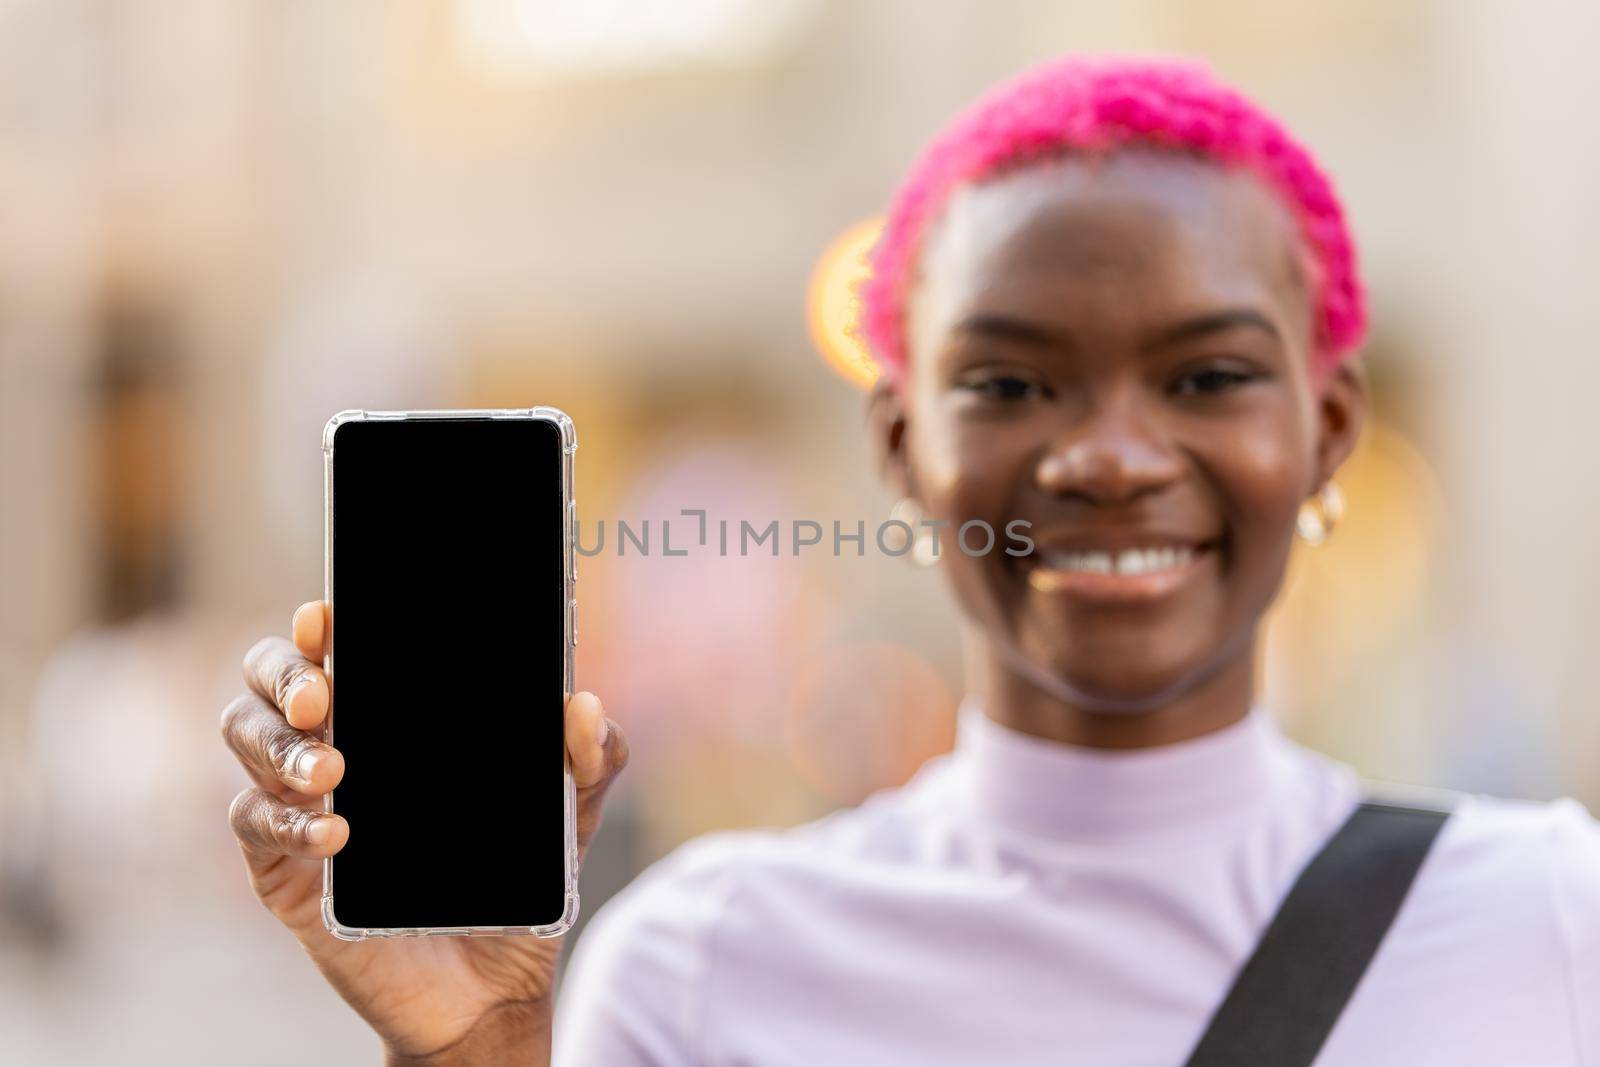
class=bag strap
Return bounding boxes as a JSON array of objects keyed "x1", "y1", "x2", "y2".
[{"x1": 1182, "y1": 800, "x2": 1453, "y2": 1067}]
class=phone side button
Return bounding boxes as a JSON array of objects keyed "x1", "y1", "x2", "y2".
[
  {"x1": 569, "y1": 599, "x2": 578, "y2": 647},
  {"x1": 569, "y1": 500, "x2": 578, "y2": 583}
]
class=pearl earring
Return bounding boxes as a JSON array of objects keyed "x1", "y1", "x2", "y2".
[
  {"x1": 889, "y1": 497, "x2": 940, "y2": 567},
  {"x1": 1296, "y1": 481, "x2": 1345, "y2": 546}
]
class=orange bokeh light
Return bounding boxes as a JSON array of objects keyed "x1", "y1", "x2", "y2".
[{"x1": 807, "y1": 216, "x2": 884, "y2": 390}]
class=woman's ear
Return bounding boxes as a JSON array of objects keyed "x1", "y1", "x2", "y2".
[
  {"x1": 866, "y1": 378, "x2": 914, "y2": 500},
  {"x1": 1313, "y1": 357, "x2": 1369, "y2": 490}
]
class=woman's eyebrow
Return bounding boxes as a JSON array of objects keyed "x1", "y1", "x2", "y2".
[
  {"x1": 950, "y1": 307, "x2": 1282, "y2": 353},
  {"x1": 952, "y1": 313, "x2": 1071, "y2": 348},
  {"x1": 1144, "y1": 309, "x2": 1280, "y2": 350}
]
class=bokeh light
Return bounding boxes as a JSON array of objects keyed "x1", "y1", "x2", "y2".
[
  {"x1": 1264, "y1": 419, "x2": 1444, "y2": 761},
  {"x1": 454, "y1": 0, "x2": 816, "y2": 82},
  {"x1": 807, "y1": 216, "x2": 883, "y2": 390}
]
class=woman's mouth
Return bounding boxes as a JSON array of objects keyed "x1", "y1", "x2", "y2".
[{"x1": 1022, "y1": 539, "x2": 1221, "y2": 603}]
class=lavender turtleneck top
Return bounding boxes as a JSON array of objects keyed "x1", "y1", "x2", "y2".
[{"x1": 557, "y1": 703, "x2": 1600, "y2": 1065}]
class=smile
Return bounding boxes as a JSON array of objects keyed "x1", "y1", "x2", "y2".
[{"x1": 1022, "y1": 540, "x2": 1220, "y2": 603}]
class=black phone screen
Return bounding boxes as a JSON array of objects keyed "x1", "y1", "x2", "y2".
[{"x1": 328, "y1": 416, "x2": 568, "y2": 931}]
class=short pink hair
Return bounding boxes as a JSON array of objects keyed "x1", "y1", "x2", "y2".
[{"x1": 859, "y1": 55, "x2": 1365, "y2": 383}]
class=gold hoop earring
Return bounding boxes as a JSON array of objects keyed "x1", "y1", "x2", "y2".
[
  {"x1": 1296, "y1": 481, "x2": 1345, "y2": 547},
  {"x1": 889, "y1": 497, "x2": 940, "y2": 567}
]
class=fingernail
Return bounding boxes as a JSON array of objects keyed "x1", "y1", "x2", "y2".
[
  {"x1": 306, "y1": 816, "x2": 337, "y2": 847},
  {"x1": 285, "y1": 677, "x2": 313, "y2": 717},
  {"x1": 597, "y1": 715, "x2": 609, "y2": 747},
  {"x1": 291, "y1": 746, "x2": 325, "y2": 789}
]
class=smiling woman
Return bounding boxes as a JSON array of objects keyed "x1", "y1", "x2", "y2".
[
  {"x1": 219, "y1": 53, "x2": 1600, "y2": 1067},
  {"x1": 874, "y1": 147, "x2": 1356, "y2": 746},
  {"x1": 551, "y1": 56, "x2": 1600, "y2": 1066}
]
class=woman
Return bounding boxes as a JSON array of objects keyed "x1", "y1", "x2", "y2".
[{"x1": 221, "y1": 57, "x2": 1600, "y2": 1065}]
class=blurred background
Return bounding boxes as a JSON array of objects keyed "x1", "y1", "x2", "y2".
[{"x1": 2, "y1": 0, "x2": 1598, "y2": 1062}]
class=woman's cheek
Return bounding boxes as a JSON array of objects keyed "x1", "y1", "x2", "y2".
[
  {"x1": 1220, "y1": 423, "x2": 1311, "y2": 598},
  {"x1": 946, "y1": 427, "x2": 1021, "y2": 528},
  {"x1": 908, "y1": 420, "x2": 1020, "y2": 615},
  {"x1": 913, "y1": 414, "x2": 993, "y2": 513}
]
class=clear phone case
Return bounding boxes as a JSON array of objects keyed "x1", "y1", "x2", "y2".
[{"x1": 319, "y1": 407, "x2": 580, "y2": 940}]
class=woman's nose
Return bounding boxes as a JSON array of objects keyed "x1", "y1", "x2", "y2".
[{"x1": 1034, "y1": 391, "x2": 1183, "y2": 503}]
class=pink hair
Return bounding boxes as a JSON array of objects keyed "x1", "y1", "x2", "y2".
[{"x1": 859, "y1": 55, "x2": 1365, "y2": 384}]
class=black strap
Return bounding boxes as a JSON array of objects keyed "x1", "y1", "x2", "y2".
[{"x1": 1182, "y1": 800, "x2": 1453, "y2": 1067}]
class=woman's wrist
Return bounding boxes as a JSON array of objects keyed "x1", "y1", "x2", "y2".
[{"x1": 385, "y1": 1000, "x2": 553, "y2": 1067}]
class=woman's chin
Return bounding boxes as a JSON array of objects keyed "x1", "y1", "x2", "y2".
[
  {"x1": 1012, "y1": 636, "x2": 1209, "y2": 710},
  {"x1": 1052, "y1": 672, "x2": 1192, "y2": 711}
]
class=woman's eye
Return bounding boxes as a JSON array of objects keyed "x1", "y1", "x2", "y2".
[
  {"x1": 961, "y1": 375, "x2": 1044, "y2": 401},
  {"x1": 1171, "y1": 367, "x2": 1256, "y2": 396}
]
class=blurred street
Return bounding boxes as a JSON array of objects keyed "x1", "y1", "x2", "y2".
[{"x1": 2, "y1": 2, "x2": 1599, "y2": 1062}]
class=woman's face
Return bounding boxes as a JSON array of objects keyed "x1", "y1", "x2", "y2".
[{"x1": 876, "y1": 150, "x2": 1365, "y2": 710}]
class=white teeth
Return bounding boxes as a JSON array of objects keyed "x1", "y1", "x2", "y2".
[{"x1": 1044, "y1": 545, "x2": 1195, "y2": 576}]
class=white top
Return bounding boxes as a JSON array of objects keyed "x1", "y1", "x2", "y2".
[{"x1": 556, "y1": 704, "x2": 1600, "y2": 1065}]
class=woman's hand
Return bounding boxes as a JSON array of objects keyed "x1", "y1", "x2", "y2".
[{"x1": 221, "y1": 600, "x2": 628, "y2": 1065}]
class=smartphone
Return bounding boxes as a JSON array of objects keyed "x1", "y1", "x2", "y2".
[{"x1": 320, "y1": 408, "x2": 578, "y2": 938}]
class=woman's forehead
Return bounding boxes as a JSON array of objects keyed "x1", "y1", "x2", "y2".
[{"x1": 910, "y1": 152, "x2": 1311, "y2": 345}]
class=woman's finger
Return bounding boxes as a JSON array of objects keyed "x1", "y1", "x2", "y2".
[
  {"x1": 292, "y1": 600, "x2": 330, "y2": 662},
  {"x1": 221, "y1": 692, "x2": 345, "y2": 796},
  {"x1": 568, "y1": 692, "x2": 628, "y2": 856},
  {"x1": 228, "y1": 787, "x2": 348, "y2": 860},
  {"x1": 243, "y1": 634, "x2": 328, "y2": 731},
  {"x1": 566, "y1": 691, "x2": 611, "y2": 789}
]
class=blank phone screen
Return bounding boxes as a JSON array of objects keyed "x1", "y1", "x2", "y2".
[{"x1": 328, "y1": 416, "x2": 568, "y2": 931}]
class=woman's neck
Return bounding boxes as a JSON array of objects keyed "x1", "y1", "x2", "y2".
[{"x1": 969, "y1": 630, "x2": 1259, "y2": 750}]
